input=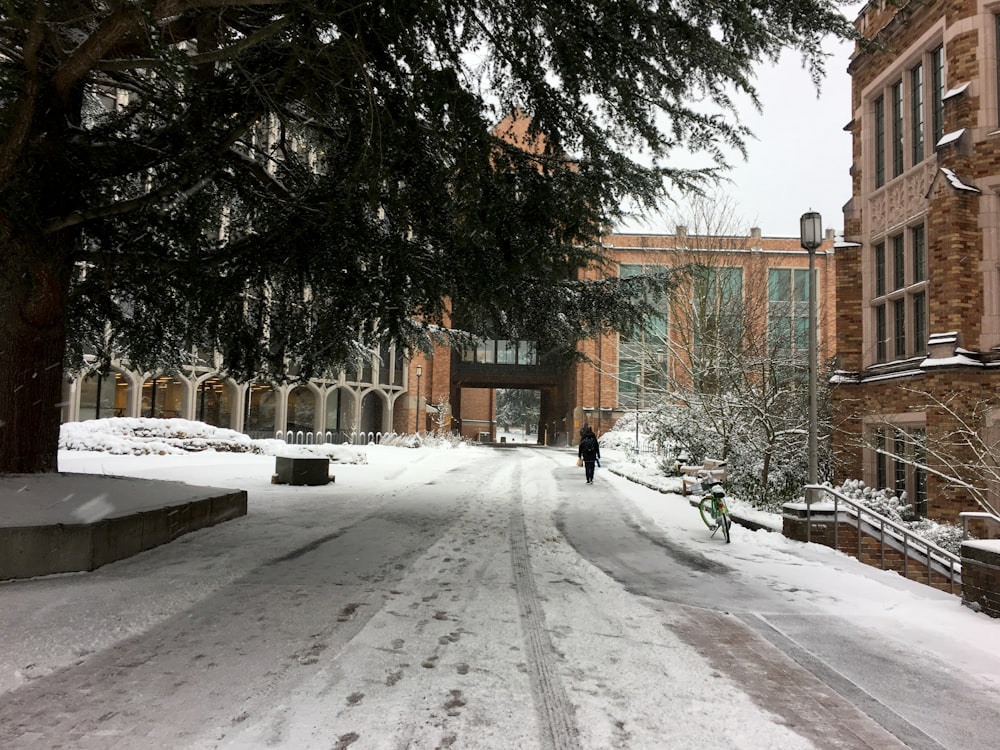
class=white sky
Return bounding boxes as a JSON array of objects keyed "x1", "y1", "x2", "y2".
[
  {"x1": 621, "y1": 39, "x2": 854, "y2": 239},
  {"x1": 2, "y1": 419, "x2": 999, "y2": 748}
]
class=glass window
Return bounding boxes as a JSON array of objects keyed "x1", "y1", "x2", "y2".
[
  {"x1": 932, "y1": 45, "x2": 945, "y2": 144},
  {"x1": 911, "y1": 63, "x2": 924, "y2": 164},
  {"x1": 894, "y1": 298, "x2": 906, "y2": 356},
  {"x1": 912, "y1": 225, "x2": 925, "y2": 282},
  {"x1": 913, "y1": 291, "x2": 927, "y2": 355},
  {"x1": 497, "y1": 340, "x2": 517, "y2": 364},
  {"x1": 893, "y1": 234, "x2": 905, "y2": 290},
  {"x1": 80, "y1": 371, "x2": 126, "y2": 420},
  {"x1": 141, "y1": 375, "x2": 183, "y2": 419},
  {"x1": 517, "y1": 340, "x2": 537, "y2": 365},
  {"x1": 894, "y1": 431, "x2": 907, "y2": 494},
  {"x1": 767, "y1": 268, "x2": 809, "y2": 353},
  {"x1": 477, "y1": 339, "x2": 496, "y2": 363},
  {"x1": 618, "y1": 358, "x2": 640, "y2": 407},
  {"x1": 876, "y1": 304, "x2": 887, "y2": 362},
  {"x1": 875, "y1": 95, "x2": 886, "y2": 187},
  {"x1": 876, "y1": 429, "x2": 887, "y2": 489},
  {"x1": 875, "y1": 242, "x2": 886, "y2": 296},
  {"x1": 892, "y1": 80, "x2": 904, "y2": 177},
  {"x1": 196, "y1": 376, "x2": 232, "y2": 427}
]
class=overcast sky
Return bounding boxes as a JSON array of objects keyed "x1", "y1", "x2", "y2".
[{"x1": 621, "y1": 38, "x2": 855, "y2": 239}]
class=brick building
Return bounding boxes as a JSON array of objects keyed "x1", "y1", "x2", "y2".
[
  {"x1": 835, "y1": 0, "x2": 1000, "y2": 522},
  {"x1": 435, "y1": 227, "x2": 836, "y2": 446}
]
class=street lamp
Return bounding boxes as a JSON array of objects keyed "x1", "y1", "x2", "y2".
[
  {"x1": 414, "y1": 365, "x2": 422, "y2": 435},
  {"x1": 800, "y1": 211, "x2": 822, "y2": 486},
  {"x1": 635, "y1": 374, "x2": 641, "y2": 451}
]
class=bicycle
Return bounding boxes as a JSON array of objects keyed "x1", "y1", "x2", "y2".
[{"x1": 697, "y1": 480, "x2": 732, "y2": 543}]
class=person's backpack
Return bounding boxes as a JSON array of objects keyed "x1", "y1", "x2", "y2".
[{"x1": 582, "y1": 434, "x2": 597, "y2": 453}]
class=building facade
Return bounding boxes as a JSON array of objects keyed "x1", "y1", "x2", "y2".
[
  {"x1": 835, "y1": 0, "x2": 1000, "y2": 522},
  {"x1": 62, "y1": 228, "x2": 836, "y2": 451}
]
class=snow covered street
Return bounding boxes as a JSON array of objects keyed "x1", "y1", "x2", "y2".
[{"x1": 2, "y1": 443, "x2": 999, "y2": 749}]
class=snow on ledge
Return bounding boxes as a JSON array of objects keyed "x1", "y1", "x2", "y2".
[
  {"x1": 921, "y1": 353, "x2": 984, "y2": 369},
  {"x1": 936, "y1": 129, "x2": 965, "y2": 147},
  {"x1": 940, "y1": 167, "x2": 980, "y2": 193},
  {"x1": 963, "y1": 539, "x2": 1000, "y2": 554},
  {"x1": 943, "y1": 82, "x2": 970, "y2": 100}
]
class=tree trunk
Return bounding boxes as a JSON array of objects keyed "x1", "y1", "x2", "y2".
[{"x1": 0, "y1": 221, "x2": 71, "y2": 474}]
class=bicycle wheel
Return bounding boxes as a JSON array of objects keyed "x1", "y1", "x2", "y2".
[
  {"x1": 698, "y1": 496, "x2": 718, "y2": 528},
  {"x1": 720, "y1": 511, "x2": 731, "y2": 543}
]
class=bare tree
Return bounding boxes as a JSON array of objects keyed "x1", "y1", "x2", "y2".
[
  {"x1": 599, "y1": 193, "x2": 833, "y2": 507},
  {"x1": 847, "y1": 386, "x2": 1000, "y2": 520}
]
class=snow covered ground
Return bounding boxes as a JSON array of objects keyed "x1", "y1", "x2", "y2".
[{"x1": 1, "y1": 420, "x2": 998, "y2": 748}]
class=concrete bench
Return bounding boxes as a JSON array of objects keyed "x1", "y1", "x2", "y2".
[
  {"x1": 680, "y1": 458, "x2": 727, "y2": 495},
  {"x1": 273, "y1": 456, "x2": 332, "y2": 486}
]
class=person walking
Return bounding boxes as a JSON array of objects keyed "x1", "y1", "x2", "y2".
[{"x1": 578, "y1": 425, "x2": 601, "y2": 484}]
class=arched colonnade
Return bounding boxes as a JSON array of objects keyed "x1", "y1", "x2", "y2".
[{"x1": 62, "y1": 363, "x2": 407, "y2": 443}]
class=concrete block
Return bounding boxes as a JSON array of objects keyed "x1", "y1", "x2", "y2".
[{"x1": 274, "y1": 456, "x2": 330, "y2": 486}]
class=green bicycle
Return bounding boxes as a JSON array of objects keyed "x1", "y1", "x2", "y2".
[{"x1": 698, "y1": 481, "x2": 732, "y2": 543}]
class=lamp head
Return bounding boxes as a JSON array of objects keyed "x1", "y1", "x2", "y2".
[{"x1": 800, "y1": 211, "x2": 823, "y2": 252}]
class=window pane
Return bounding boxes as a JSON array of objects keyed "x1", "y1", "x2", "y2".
[
  {"x1": 875, "y1": 95, "x2": 886, "y2": 187},
  {"x1": 497, "y1": 340, "x2": 516, "y2": 364},
  {"x1": 893, "y1": 234, "x2": 905, "y2": 290},
  {"x1": 618, "y1": 359, "x2": 639, "y2": 407},
  {"x1": 894, "y1": 298, "x2": 906, "y2": 357},
  {"x1": 876, "y1": 304, "x2": 887, "y2": 362},
  {"x1": 517, "y1": 340, "x2": 537, "y2": 365},
  {"x1": 795, "y1": 316, "x2": 809, "y2": 352},
  {"x1": 793, "y1": 269, "x2": 810, "y2": 303},
  {"x1": 932, "y1": 45, "x2": 944, "y2": 144},
  {"x1": 876, "y1": 429, "x2": 887, "y2": 489},
  {"x1": 911, "y1": 64, "x2": 924, "y2": 164},
  {"x1": 769, "y1": 269, "x2": 790, "y2": 301},
  {"x1": 892, "y1": 80, "x2": 904, "y2": 177},
  {"x1": 768, "y1": 315, "x2": 792, "y2": 350},
  {"x1": 912, "y1": 224, "x2": 925, "y2": 281},
  {"x1": 894, "y1": 432, "x2": 907, "y2": 495},
  {"x1": 913, "y1": 291, "x2": 927, "y2": 355},
  {"x1": 875, "y1": 242, "x2": 886, "y2": 296}
]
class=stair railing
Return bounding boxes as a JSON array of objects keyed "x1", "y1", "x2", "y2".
[{"x1": 805, "y1": 484, "x2": 962, "y2": 595}]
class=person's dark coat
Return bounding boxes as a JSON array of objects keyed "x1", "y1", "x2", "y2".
[{"x1": 578, "y1": 432, "x2": 600, "y2": 462}]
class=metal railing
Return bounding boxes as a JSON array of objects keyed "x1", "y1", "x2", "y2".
[
  {"x1": 805, "y1": 484, "x2": 962, "y2": 595},
  {"x1": 959, "y1": 510, "x2": 1000, "y2": 540}
]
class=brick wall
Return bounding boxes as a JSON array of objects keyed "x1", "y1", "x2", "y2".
[
  {"x1": 961, "y1": 542, "x2": 1000, "y2": 618},
  {"x1": 783, "y1": 505, "x2": 961, "y2": 594}
]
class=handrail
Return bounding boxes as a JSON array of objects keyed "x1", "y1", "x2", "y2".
[
  {"x1": 959, "y1": 511, "x2": 1000, "y2": 540},
  {"x1": 804, "y1": 484, "x2": 962, "y2": 594}
]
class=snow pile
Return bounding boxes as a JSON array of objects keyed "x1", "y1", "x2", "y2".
[
  {"x1": 379, "y1": 431, "x2": 472, "y2": 450},
  {"x1": 59, "y1": 418, "x2": 368, "y2": 464}
]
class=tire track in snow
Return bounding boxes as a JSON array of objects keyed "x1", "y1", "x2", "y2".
[{"x1": 508, "y1": 462, "x2": 579, "y2": 750}]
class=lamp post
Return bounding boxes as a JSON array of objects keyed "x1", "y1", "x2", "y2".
[
  {"x1": 800, "y1": 211, "x2": 822, "y2": 486},
  {"x1": 414, "y1": 365, "x2": 422, "y2": 435},
  {"x1": 635, "y1": 374, "x2": 641, "y2": 451}
]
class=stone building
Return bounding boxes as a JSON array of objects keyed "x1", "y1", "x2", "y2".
[{"x1": 835, "y1": 0, "x2": 1000, "y2": 522}]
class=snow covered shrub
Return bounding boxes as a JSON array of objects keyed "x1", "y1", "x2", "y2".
[{"x1": 815, "y1": 479, "x2": 965, "y2": 556}]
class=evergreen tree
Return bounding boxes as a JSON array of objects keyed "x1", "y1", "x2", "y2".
[{"x1": 0, "y1": 1, "x2": 853, "y2": 472}]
